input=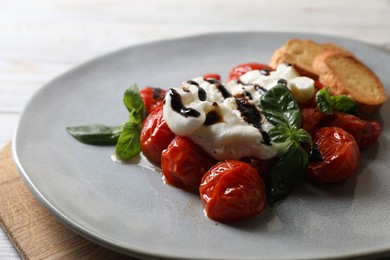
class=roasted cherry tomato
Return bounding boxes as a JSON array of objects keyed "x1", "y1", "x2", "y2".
[
  {"x1": 199, "y1": 160, "x2": 266, "y2": 222},
  {"x1": 140, "y1": 86, "x2": 167, "y2": 115},
  {"x1": 227, "y1": 63, "x2": 273, "y2": 82},
  {"x1": 242, "y1": 157, "x2": 277, "y2": 189},
  {"x1": 203, "y1": 73, "x2": 221, "y2": 81},
  {"x1": 324, "y1": 112, "x2": 381, "y2": 150},
  {"x1": 161, "y1": 136, "x2": 216, "y2": 193},
  {"x1": 301, "y1": 108, "x2": 327, "y2": 133},
  {"x1": 140, "y1": 104, "x2": 175, "y2": 165},
  {"x1": 306, "y1": 127, "x2": 360, "y2": 184}
]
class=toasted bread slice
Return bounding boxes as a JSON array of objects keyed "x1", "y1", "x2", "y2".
[
  {"x1": 269, "y1": 39, "x2": 349, "y2": 79},
  {"x1": 313, "y1": 51, "x2": 388, "y2": 116}
]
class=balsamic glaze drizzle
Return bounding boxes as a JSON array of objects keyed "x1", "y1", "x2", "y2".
[
  {"x1": 186, "y1": 80, "x2": 206, "y2": 101},
  {"x1": 204, "y1": 78, "x2": 219, "y2": 85},
  {"x1": 237, "y1": 79, "x2": 248, "y2": 86},
  {"x1": 169, "y1": 89, "x2": 201, "y2": 118},
  {"x1": 260, "y1": 69, "x2": 271, "y2": 76},
  {"x1": 254, "y1": 85, "x2": 267, "y2": 95},
  {"x1": 277, "y1": 78, "x2": 288, "y2": 85},
  {"x1": 309, "y1": 145, "x2": 323, "y2": 162},
  {"x1": 260, "y1": 131, "x2": 271, "y2": 146},
  {"x1": 217, "y1": 84, "x2": 232, "y2": 99},
  {"x1": 244, "y1": 90, "x2": 253, "y2": 100},
  {"x1": 204, "y1": 110, "x2": 222, "y2": 125},
  {"x1": 186, "y1": 80, "x2": 199, "y2": 86},
  {"x1": 204, "y1": 78, "x2": 232, "y2": 99},
  {"x1": 171, "y1": 78, "x2": 273, "y2": 145},
  {"x1": 235, "y1": 97, "x2": 261, "y2": 129},
  {"x1": 237, "y1": 79, "x2": 268, "y2": 96},
  {"x1": 235, "y1": 97, "x2": 271, "y2": 145},
  {"x1": 152, "y1": 87, "x2": 163, "y2": 99}
]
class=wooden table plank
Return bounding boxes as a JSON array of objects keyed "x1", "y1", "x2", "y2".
[{"x1": 0, "y1": 143, "x2": 134, "y2": 259}]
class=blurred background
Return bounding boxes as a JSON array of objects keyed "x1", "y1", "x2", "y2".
[
  {"x1": 1, "y1": 0, "x2": 390, "y2": 258},
  {"x1": 1, "y1": 0, "x2": 390, "y2": 147}
]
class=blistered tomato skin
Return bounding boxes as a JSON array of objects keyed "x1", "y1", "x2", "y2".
[
  {"x1": 306, "y1": 127, "x2": 360, "y2": 184},
  {"x1": 325, "y1": 112, "x2": 382, "y2": 150},
  {"x1": 199, "y1": 160, "x2": 266, "y2": 222},
  {"x1": 140, "y1": 104, "x2": 175, "y2": 165},
  {"x1": 242, "y1": 157, "x2": 277, "y2": 189},
  {"x1": 227, "y1": 63, "x2": 273, "y2": 82},
  {"x1": 140, "y1": 86, "x2": 167, "y2": 115},
  {"x1": 301, "y1": 108, "x2": 327, "y2": 133},
  {"x1": 161, "y1": 136, "x2": 217, "y2": 193}
]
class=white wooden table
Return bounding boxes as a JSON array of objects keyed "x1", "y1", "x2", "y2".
[{"x1": 1, "y1": 0, "x2": 390, "y2": 258}]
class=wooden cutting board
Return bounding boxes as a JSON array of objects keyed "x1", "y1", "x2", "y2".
[{"x1": 0, "y1": 143, "x2": 135, "y2": 259}]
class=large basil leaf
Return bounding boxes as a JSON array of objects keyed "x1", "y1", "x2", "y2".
[
  {"x1": 260, "y1": 84, "x2": 301, "y2": 128},
  {"x1": 66, "y1": 124, "x2": 122, "y2": 145},
  {"x1": 268, "y1": 143, "x2": 309, "y2": 206},
  {"x1": 260, "y1": 84, "x2": 312, "y2": 206},
  {"x1": 115, "y1": 84, "x2": 146, "y2": 160},
  {"x1": 268, "y1": 123, "x2": 311, "y2": 145},
  {"x1": 115, "y1": 122, "x2": 142, "y2": 160},
  {"x1": 66, "y1": 83, "x2": 146, "y2": 161},
  {"x1": 268, "y1": 123, "x2": 291, "y2": 143}
]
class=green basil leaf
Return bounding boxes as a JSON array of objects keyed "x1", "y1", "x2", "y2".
[
  {"x1": 260, "y1": 85, "x2": 312, "y2": 205},
  {"x1": 66, "y1": 83, "x2": 146, "y2": 159},
  {"x1": 260, "y1": 84, "x2": 301, "y2": 128},
  {"x1": 316, "y1": 88, "x2": 333, "y2": 115},
  {"x1": 316, "y1": 88, "x2": 357, "y2": 115},
  {"x1": 267, "y1": 143, "x2": 309, "y2": 206},
  {"x1": 330, "y1": 95, "x2": 357, "y2": 114},
  {"x1": 115, "y1": 122, "x2": 142, "y2": 160},
  {"x1": 124, "y1": 83, "x2": 146, "y2": 123},
  {"x1": 268, "y1": 123, "x2": 291, "y2": 143},
  {"x1": 114, "y1": 84, "x2": 147, "y2": 160},
  {"x1": 295, "y1": 128, "x2": 312, "y2": 145},
  {"x1": 66, "y1": 124, "x2": 122, "y2": 145}
]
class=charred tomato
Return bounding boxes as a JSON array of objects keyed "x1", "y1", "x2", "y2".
[
  {"x1": 199, "y1": 160, "x2": 266, "y2": 222},
  {"x1": 140, "y1": 104, "x2": 175, "y2": 165},
  {"x1": 161, "y1": 136, "x2": 216, "y2": 193},
  {"x1": 306, "y1": 127, "x2": 360, "y2": 184},
  {"x1": 140, "y1": 86, "x2": 167, "y2": 115}
]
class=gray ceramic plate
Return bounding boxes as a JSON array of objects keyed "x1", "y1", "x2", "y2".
[{"x1": 13, "y1": 32, "x2": 390, "y2": 260}]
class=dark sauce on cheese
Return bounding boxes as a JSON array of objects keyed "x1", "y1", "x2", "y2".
[
  {"x1": 277, "y1": 78, "x2": 288, "y2": 85},
  {"x1": 244, "y1": 90, "x2": 253, "y2": 100},
  {"x1": 204, "y1": 78, "x2": 233, "y2": 99},
  {"x1": 254, "y1": 85, "x2": 267, "y2": 95},
  {"x1": 204, "y1": 110, "x2": 222, "y2": 125},
  {"x1": 204, "y1": 102, "x2": 223, "y2": 125},
  {"x1": 260, "y1": 69, "x2": 271, "y2": 76},
  {"x1": 215, "y1": 83, "x2": 232, "y2": 99},
  {"x1": 169, "y1": 89, "x2": 201, "y2": 118},
  {"x1": 235, "y1": 97, "x2": 261, "y2": 129},
  {"x1": 237, "y1": 79, "x2": 268, "y2": 97},
  {"x1": 204, "y1": 78, "x2": 219, "y2": 85},
  {"x1": 235, "y1": 96, "x2": 271, "y2": 145},
  {"x1": 171, "y1": 79, "x2": 273, "y2": 145},
  {"x1": 186, "y1": 80, "x2": 206, "y2": 101}
]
